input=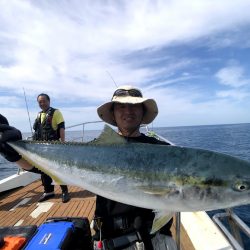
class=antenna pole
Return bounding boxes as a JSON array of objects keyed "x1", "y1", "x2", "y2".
[{"x1": 23, "y1": 88, "x2": 33, "y2": 134}]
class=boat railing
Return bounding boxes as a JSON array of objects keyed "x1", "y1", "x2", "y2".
[
  {"x1": 66, "y1": 120, "x2": 104, "y2": 142},
  {"x1": 66, "y1": 121, "x2": 155, "y2": 142},
  {"x1": 213, "y1": 208, "x2": 250, "y2": 250},
  {"x1": 25, "y1": 121, "x2": 156, "y2": 143},
  {"x1": 15, "y1": 121, "x2": 105, "y2": 176}
]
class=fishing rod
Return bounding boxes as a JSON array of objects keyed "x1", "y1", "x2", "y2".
[{"x1": 23, "y1": 87, "x2": 33, "y2": 134}]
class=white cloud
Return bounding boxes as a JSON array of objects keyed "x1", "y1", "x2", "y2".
[
  {"x1": 215, "y1": 66, "x2": 250, "y2": 88},
  {"x1": 216, "y1": 89, "x2": 250, "y2": 100},
  {"x1": 0, "y1": 95, "x2": 22, "y2": 107}
]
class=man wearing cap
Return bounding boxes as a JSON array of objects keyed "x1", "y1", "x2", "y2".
[{"x1": 93, "y1": 85, "x2": 177, "y2": 250}]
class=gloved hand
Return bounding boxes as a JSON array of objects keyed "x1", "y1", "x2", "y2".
[{"x1": 0, "y1": 124, "x2": 22, "y2": 162}]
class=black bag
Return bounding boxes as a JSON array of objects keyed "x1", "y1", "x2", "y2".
[
  {"x1": 0, "y1": 225, "x2": 37, "y2": 249},
  {"x1": 0, "y1": 225, "x2": 37, "y2": 240},
  {"x1": 45, "y1": 217, "x2": 93, "y2": 250},
  {"x1": 0, "y1": 237, "x2": 4, "y2": 248}
]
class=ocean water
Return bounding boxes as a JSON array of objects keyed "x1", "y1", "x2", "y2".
[{"x1": 0, "y1": 123, "x2": 249, "y2": 247}]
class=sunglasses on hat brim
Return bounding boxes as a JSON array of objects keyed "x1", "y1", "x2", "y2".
[{"x1": 112, "y1": 89, "x2": 142, "y2": 98}]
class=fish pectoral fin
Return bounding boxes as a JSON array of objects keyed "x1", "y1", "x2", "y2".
[
  {"x1": 142, "y1": 188, "x2": 168, "y2": 196},
  {"x1": 90, "y1": 125, "x2": 127, "y2": 145},
  {"x1": 139, "y1": 185, "x2": 176, "y2": 196},
  {"x1": 151, "y1": 210, "x2": 174, "y2": 234}
]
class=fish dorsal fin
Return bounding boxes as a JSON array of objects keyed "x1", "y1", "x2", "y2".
[{"x1": 91, "y1": 124, "x2": 127, "y2": 145}]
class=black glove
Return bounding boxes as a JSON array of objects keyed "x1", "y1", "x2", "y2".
[{"x1": 0, "y1": 124, "x2": 22, "y2": 162}]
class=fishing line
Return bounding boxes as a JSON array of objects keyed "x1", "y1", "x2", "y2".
[
  {"x1": 106, "y1": 70, "x2": 118, "y2": 88},
  {"x1": 23, "y1": 87, "x2": 33, "y2": 134}
]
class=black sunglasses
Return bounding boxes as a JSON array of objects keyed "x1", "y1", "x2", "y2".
[{"x1": 113, "y1": 89, "x2": 142, "y2": 98}]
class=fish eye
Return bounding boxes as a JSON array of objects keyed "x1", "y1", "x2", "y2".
[{"x1": 233, "y1": 182, "x2": 249, "y2": 192}]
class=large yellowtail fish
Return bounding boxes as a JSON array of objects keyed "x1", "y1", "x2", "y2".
[{"x1": 8, "y1": 125, "x2": 250, "y2": 233}]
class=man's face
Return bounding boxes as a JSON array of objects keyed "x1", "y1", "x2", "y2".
[
  {"x1": 37, "y1": 96, "x2": 50, "y2": 112},
  {"x1": 113, "y1": 103, "x2": 144, "y2": 131}
]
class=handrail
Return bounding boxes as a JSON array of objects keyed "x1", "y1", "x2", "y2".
[
  {"x1": 66, "y1": 120, "x2": 104, "y2": 130},
  {"x1": 15, "y1": 121, "x2": 104, "y2": 175},
  {"x1": 213, "y1": 208, "x2": 250, "y2": 249},
  {"x1": 66, "y1": 120, "x2": 104, "y2": 142}
]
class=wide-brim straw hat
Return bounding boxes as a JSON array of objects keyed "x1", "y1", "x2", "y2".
[{"x1": 97, "y1": 85, "x2": 158, "y2": 126}]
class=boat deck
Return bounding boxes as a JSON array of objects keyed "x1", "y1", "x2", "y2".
[
  {"x1": 0, "y1": 180, "x2": 95, "y2": 227},
  {"x1": 0, "y1": 180, "x2": 195, "y2": 250}
]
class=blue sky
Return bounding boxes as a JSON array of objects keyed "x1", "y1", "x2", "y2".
[{"x1": 1, "y1": 0, "x2": 250, "y2": 132}]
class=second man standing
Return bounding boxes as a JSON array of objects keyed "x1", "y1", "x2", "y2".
[{"x1": 33, "y1": 93, "x2": 70, "y2": 203}]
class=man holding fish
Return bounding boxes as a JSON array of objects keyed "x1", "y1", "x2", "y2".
[{"x1": 92, "y1": 85, "x2": 176, "y2": 249}]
